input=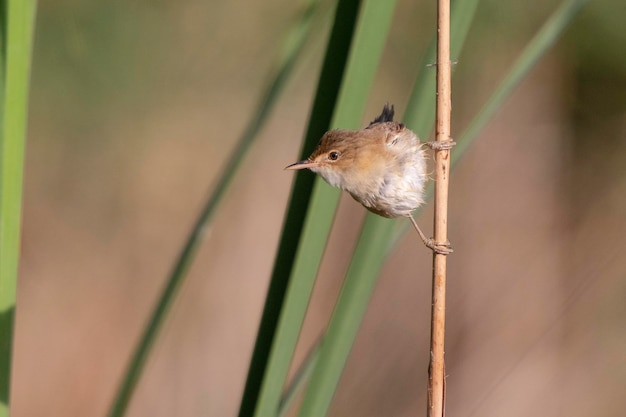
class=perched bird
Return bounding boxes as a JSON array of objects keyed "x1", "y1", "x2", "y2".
[{"x1": 286, "y1": 104, "x2": 452, "y2": 254}]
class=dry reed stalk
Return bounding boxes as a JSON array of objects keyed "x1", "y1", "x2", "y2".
[{"x1": 428, "y1": 0, "x2": 453, "y2": 415}]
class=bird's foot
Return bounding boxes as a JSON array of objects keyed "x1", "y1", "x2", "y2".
[
  {"x1": 425, "y1": 238, "x2": 454, "y2": 255},
  {"x1": 426, "y1": 139, "x2": 456, "y2": 151}
]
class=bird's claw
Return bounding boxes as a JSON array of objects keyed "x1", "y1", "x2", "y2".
[
  {"x1": 425, "y1": 238, "x2": 454, "y2": 255},
  {"x1": 426, "y1": 139, "x2": 456, "y2": 151}
]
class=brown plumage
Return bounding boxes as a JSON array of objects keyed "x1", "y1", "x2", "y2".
[{"x1": 286, "y1": 104, "x2": 451, "y2": 254}]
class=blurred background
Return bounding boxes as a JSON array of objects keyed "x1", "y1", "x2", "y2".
[{"x1": 13, "y1": 0, "x2": 626, "y2": 416}]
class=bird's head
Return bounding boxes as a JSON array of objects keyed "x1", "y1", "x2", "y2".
[{"x1": 284, "y1": 130, "x2": 361, "y2": 188}]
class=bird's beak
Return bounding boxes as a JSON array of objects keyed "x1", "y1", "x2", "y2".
[{"x1": 284, "y1": 160, "x2": 320, "y2": 170}]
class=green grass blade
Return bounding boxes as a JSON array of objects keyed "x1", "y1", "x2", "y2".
[
  {"x1": 277, "y1": 337, "x2": 322, "y2": 417},
  {"x1": 0, "y1": 0, "x2": 37, "y2": 414},
  {"x1": 297, "y1": 216, "x2": 393, "y2": 417},
  {"x1": 297, "y1": 1, "x2": 478, "y2": 415},
  {"x1": 452, "y1": 0, "x2": 589, "y2": 162},
  {"x1": 243, "y1": 0, "x2": 399, "y2": 416},
  {"x1": 237, "y1": 0, "x2": 362, "y2": 415},
  {"x1": 106, "y1": 3, "x2": 320, "y2": 417}
]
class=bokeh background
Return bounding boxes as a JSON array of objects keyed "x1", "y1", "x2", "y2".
[{"x1": 13, "y1": 0, "x2": 626, "y2": 416}]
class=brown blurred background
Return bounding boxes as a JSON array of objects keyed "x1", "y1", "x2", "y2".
[{"x1": 13, "y1": 0, "x2": 626, "y2": 416}]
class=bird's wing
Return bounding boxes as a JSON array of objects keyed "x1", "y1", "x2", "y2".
[{"x1": 384, "y1": 123, "x2": 417, "y2": 149}]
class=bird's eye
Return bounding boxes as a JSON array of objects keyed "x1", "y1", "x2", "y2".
[{"x1": 328, "y1": 151, "x2": 340, "y2": 161}]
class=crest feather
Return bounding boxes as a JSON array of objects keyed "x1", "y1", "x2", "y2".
[{"x1": 368, "y1": 103, "x2": 395, "y2": 126}]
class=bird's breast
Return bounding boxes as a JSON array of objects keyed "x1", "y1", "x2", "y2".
[{"x1": 351, "y1": 147, "x2": 427, "y2": 217}]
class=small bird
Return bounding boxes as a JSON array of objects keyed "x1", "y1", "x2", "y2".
[{"x1": 286, "y1": 104, "x2": 452, "y2": 254}]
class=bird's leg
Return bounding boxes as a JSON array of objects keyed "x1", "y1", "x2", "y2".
[
  {"x1": 425, "y1": 138, "x2": 456, "y2": 151},
  {"x1": 408, "y1": 214, "x2": 453, "y2": 255}
]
